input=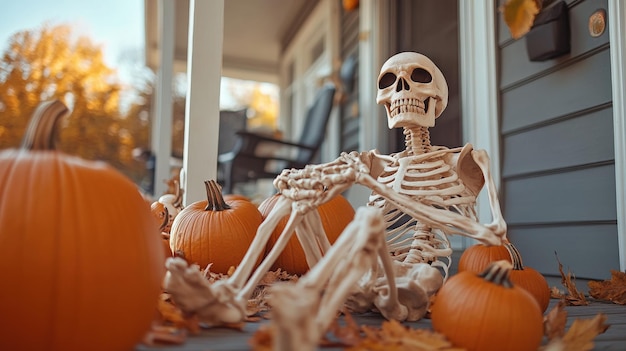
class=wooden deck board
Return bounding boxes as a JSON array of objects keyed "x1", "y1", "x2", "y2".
[{"x1": 137, "y1": 299, "x2": 626, "y2": 351}]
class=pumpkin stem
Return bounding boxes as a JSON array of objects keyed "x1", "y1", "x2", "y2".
[
  {"x1": 21, "y1": 100, "x2": 69, "y2": 151},
  {"x1": 505, "y1": 242, "x2": 525, "y2": 271},
  {"x1": 479, "y1": 260, "x2": 514, "y2": 288},
  {"x1": 204, "y1": 180, "x2": 231, "y2": 211}
]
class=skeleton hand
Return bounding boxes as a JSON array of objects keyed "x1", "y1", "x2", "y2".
[
  {"x1": 485, "y1": 221, "x2": 507, "y2": 241},
  {"x1": 273, "y1": 152, "x2": 370, "y2": 213}
]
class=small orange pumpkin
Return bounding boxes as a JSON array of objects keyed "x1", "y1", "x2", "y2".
[
  {"x1": 0, "y1": 101, "x2": 165, "y2": 351},
  {"x1": 343, "y1": 0, "x2": 359, "y2": 11},
  {"x1": 506, "y1": 242, "x2": 551, "y2": 312},
  {"x1": 258, "y1": 193, "x2": 355, "y2": 275},
  {"x1": 457, "y1": 240, "x2": 512, "y2": 274},
  {"x1": 151, "y1": 203, "x2": 173, "y2": 259},
  {"x1": 431, "y1": 260, "x2": 544, "y2": 351},
  {"x1": 151, "y1": 201, "x2": 169, "y2": 229},
  {"x1": 169, "y1": 180, "x2": 263, "y2": 274}
]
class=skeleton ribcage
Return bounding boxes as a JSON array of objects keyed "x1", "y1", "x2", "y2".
[{"x1": 367, "y1": 154, "x2": 478, "y2": 270}]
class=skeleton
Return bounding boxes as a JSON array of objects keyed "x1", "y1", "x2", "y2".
[{"x1": 163, "y1": 52, "x2": 507, "y2": 350}]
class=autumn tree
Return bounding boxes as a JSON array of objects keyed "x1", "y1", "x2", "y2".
[
  {"x1": 0, "y1": 23, "x2": 150, "y2": 183},
  {"x1": 223, "y1": 78, "x2": 279, "y2": 131}
]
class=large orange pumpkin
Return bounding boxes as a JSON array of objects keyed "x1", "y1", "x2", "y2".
[
  {"x1": 258, "y1": 193, "x2": 355, "y2": 275},
  {"x1": 169, "y1": 180, "x2": 263, "y2": 274},
  {"x1": 431, "y1": 260, "x2": 544, "y2": 351},
  {"x1": 0, "y1": 101, "x2": 165, "y2": 351}
]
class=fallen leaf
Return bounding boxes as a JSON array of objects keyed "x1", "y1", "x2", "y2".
[
  {"x1": 544, "y1": 300, "x2": 568, "y2": 341},
  {"x1": 142, "y1": 324, "x2": 188, "y2": 346},
  {"x1": 588, "y1": 270, "x2": 626, "y2": 305},
  {"x1": 499, "y1": 0, "x2": 542, "y2": 39},
  {"x1": 247, "y1": 269, "x2": 300, "y2": 316},
  {"x1": 249, "y1": 324, "x2": 274, "y2": 351},
  {"x1": 541, "y1": 314, "x2": 610, "y2": 351},
  {"x1": 346, "y1": 320, "x2": 464, "y2": 351},
  {"x1": 555, "y1": 252, "x2": 588, "y2": 306},
  {"x1": 202, "y1": 263, "x2": 231, "y2": 282},
  {"x1": 324, "y1": 311, "x2": 362, "y2": 347},
  {"x1": 550, "y1": 286, "x2": 565, "y2": 299},
  {"x1": 156, "y1": 293, "x2": 201, "y2": 334}
]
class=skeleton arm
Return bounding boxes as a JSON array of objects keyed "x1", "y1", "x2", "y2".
[
  {"x1": 469, "y1": 148, "x2": 507, "y2": 238},
  {"x1": 455, "y1": 144, "x2": 507, "y2": 239},
  {"x1": 355, "y1": 170, "x2": 504, "y2": 246}
]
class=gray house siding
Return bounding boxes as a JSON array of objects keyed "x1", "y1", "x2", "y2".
[
  {"x1": 497, "y1": 0, "x2": 619, "y2": 281},
  {"x1": 395, "y1": 0, "x2": 461, "y2": 152}
]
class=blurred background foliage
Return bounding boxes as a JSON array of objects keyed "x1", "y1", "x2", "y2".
[{"x1": 0, "y1": 23, "x2": 278, "y2": 193}]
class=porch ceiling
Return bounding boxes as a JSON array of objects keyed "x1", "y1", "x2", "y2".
[{"x1": 144, "y1": 0, "x2": 317, "y2": 83}]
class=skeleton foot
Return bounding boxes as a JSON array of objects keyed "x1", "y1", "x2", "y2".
[
  {"x1": 267, "y1": 283, "x2": 322, "y2": 351},
  {"x1": 373, "y1": 262, "x2": 442, "y2": 321},
  {"x1": 163, "y1": 258, "x2": 246, "y2": 326}
]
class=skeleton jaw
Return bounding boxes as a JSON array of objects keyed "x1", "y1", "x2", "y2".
[{"x1": 386, "y1": 97, "x2": 436, "y2": 129}]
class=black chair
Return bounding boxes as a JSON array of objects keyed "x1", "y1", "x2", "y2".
[
  {"x1": 217, "y1": 83, "x2": 336, "y2": 194},
  {"x1": 218, "y1": 109, "x2": 248, "y2": 155}
]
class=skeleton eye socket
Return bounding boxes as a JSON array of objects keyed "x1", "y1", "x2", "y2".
[
  {"x1": 411, "y1": 68, "x2": 432, "y2": 83},
  {"x1": 378, "y1": 72, "x2": 397, "y2": 89}
]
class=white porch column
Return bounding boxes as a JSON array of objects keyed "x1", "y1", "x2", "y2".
[
  {"x1": 182, "y1": 0, "x2": 224, "y2": 205},
  {"x1": 458, "y1": 0, "x2": 499, "y2": 248},
  {"x1": 152, "y1": 0, "x2": 175, "y2": 197},
  {"x1": 358, "y1": 0, "x2": 390, "y2": 153},
  {"x1": 608, "y1": 0, "x2": 626, "y2": 271}
]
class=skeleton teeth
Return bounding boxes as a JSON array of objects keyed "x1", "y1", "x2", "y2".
[{"x1": 391, "y1": 98, "x2": 426, "y2": 117}]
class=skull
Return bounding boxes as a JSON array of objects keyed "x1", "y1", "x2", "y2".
[{"x1": 376, "y1": 52, "x2": 448, "y2": 129}]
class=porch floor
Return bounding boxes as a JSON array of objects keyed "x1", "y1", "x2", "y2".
[{"x1": 137, "y1": 299, "x2": 626, "y2": 351}]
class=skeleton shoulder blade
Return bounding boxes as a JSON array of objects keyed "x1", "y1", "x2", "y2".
[{"x1": 455, "y1": 144, "x2": 485, "y2": 196}]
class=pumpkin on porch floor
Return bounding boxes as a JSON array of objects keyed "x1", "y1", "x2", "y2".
[
  {"x1": 506, "y1": 242, "x2": 551, "y2": 312},
  {"x1": 431, "y1": 260, "x2": 544, "y2": 351},
  {"x1": 151, "y1": 203, "x2": 174, "y2": 259},
  {"x1": 169, "y1": 180, "x2": 263, "y2": 274},
  {"x1": 0, "y1": 100, "x2": 165, "y2": 351},
  {"x1": 258, "y1": 193, "x2": 355, "y2": 275}
]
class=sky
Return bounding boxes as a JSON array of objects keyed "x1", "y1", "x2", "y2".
[{"x1": 0, "y1": 0, "x2": 145, "y2": 73}]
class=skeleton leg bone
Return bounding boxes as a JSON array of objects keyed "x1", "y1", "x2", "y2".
[
  {"x1": 270, "y1": 206, "x2": 440, "y2": 350},
  {"x1": 269, "y1": 206, "x2": 387, "y2": 351},
  {"x1": 163, "y1": 258, "x2": 246, "y2": 326}
]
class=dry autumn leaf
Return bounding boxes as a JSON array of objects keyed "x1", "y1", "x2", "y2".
[
  {"x1": 249, "y1": 324, "x2": 274, "y2": 351},
  {"x1": 555, "y1": 252, "x2": 588, "y2": 306},
  {"x1": 500, "y1": 0, "x2": 542, "y2": 39},
  {"x1": 248, "y1": 269, "x2": 300, "y2": 316},
  {"x1": 346, "y1": 320, "x2": 464, "y2": 351},
  {"x1": 142, "y1": 325, "x2": 188, "y2": 346},
  {"x1": 323, "y1": 311, "x2": 362, "y2": 347},
  {"x1": 541, "y1": 313, "x2": 610, "y2": 351},
  {"x1": 544, "y1": 300, "x2": 568, "y2": 341},
  {"x1": 588, "y1": 270, "x2": 626, "y2": 305},
  {"x1": 156, "y1": 293, "x2": 201, "y2": 334}
]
